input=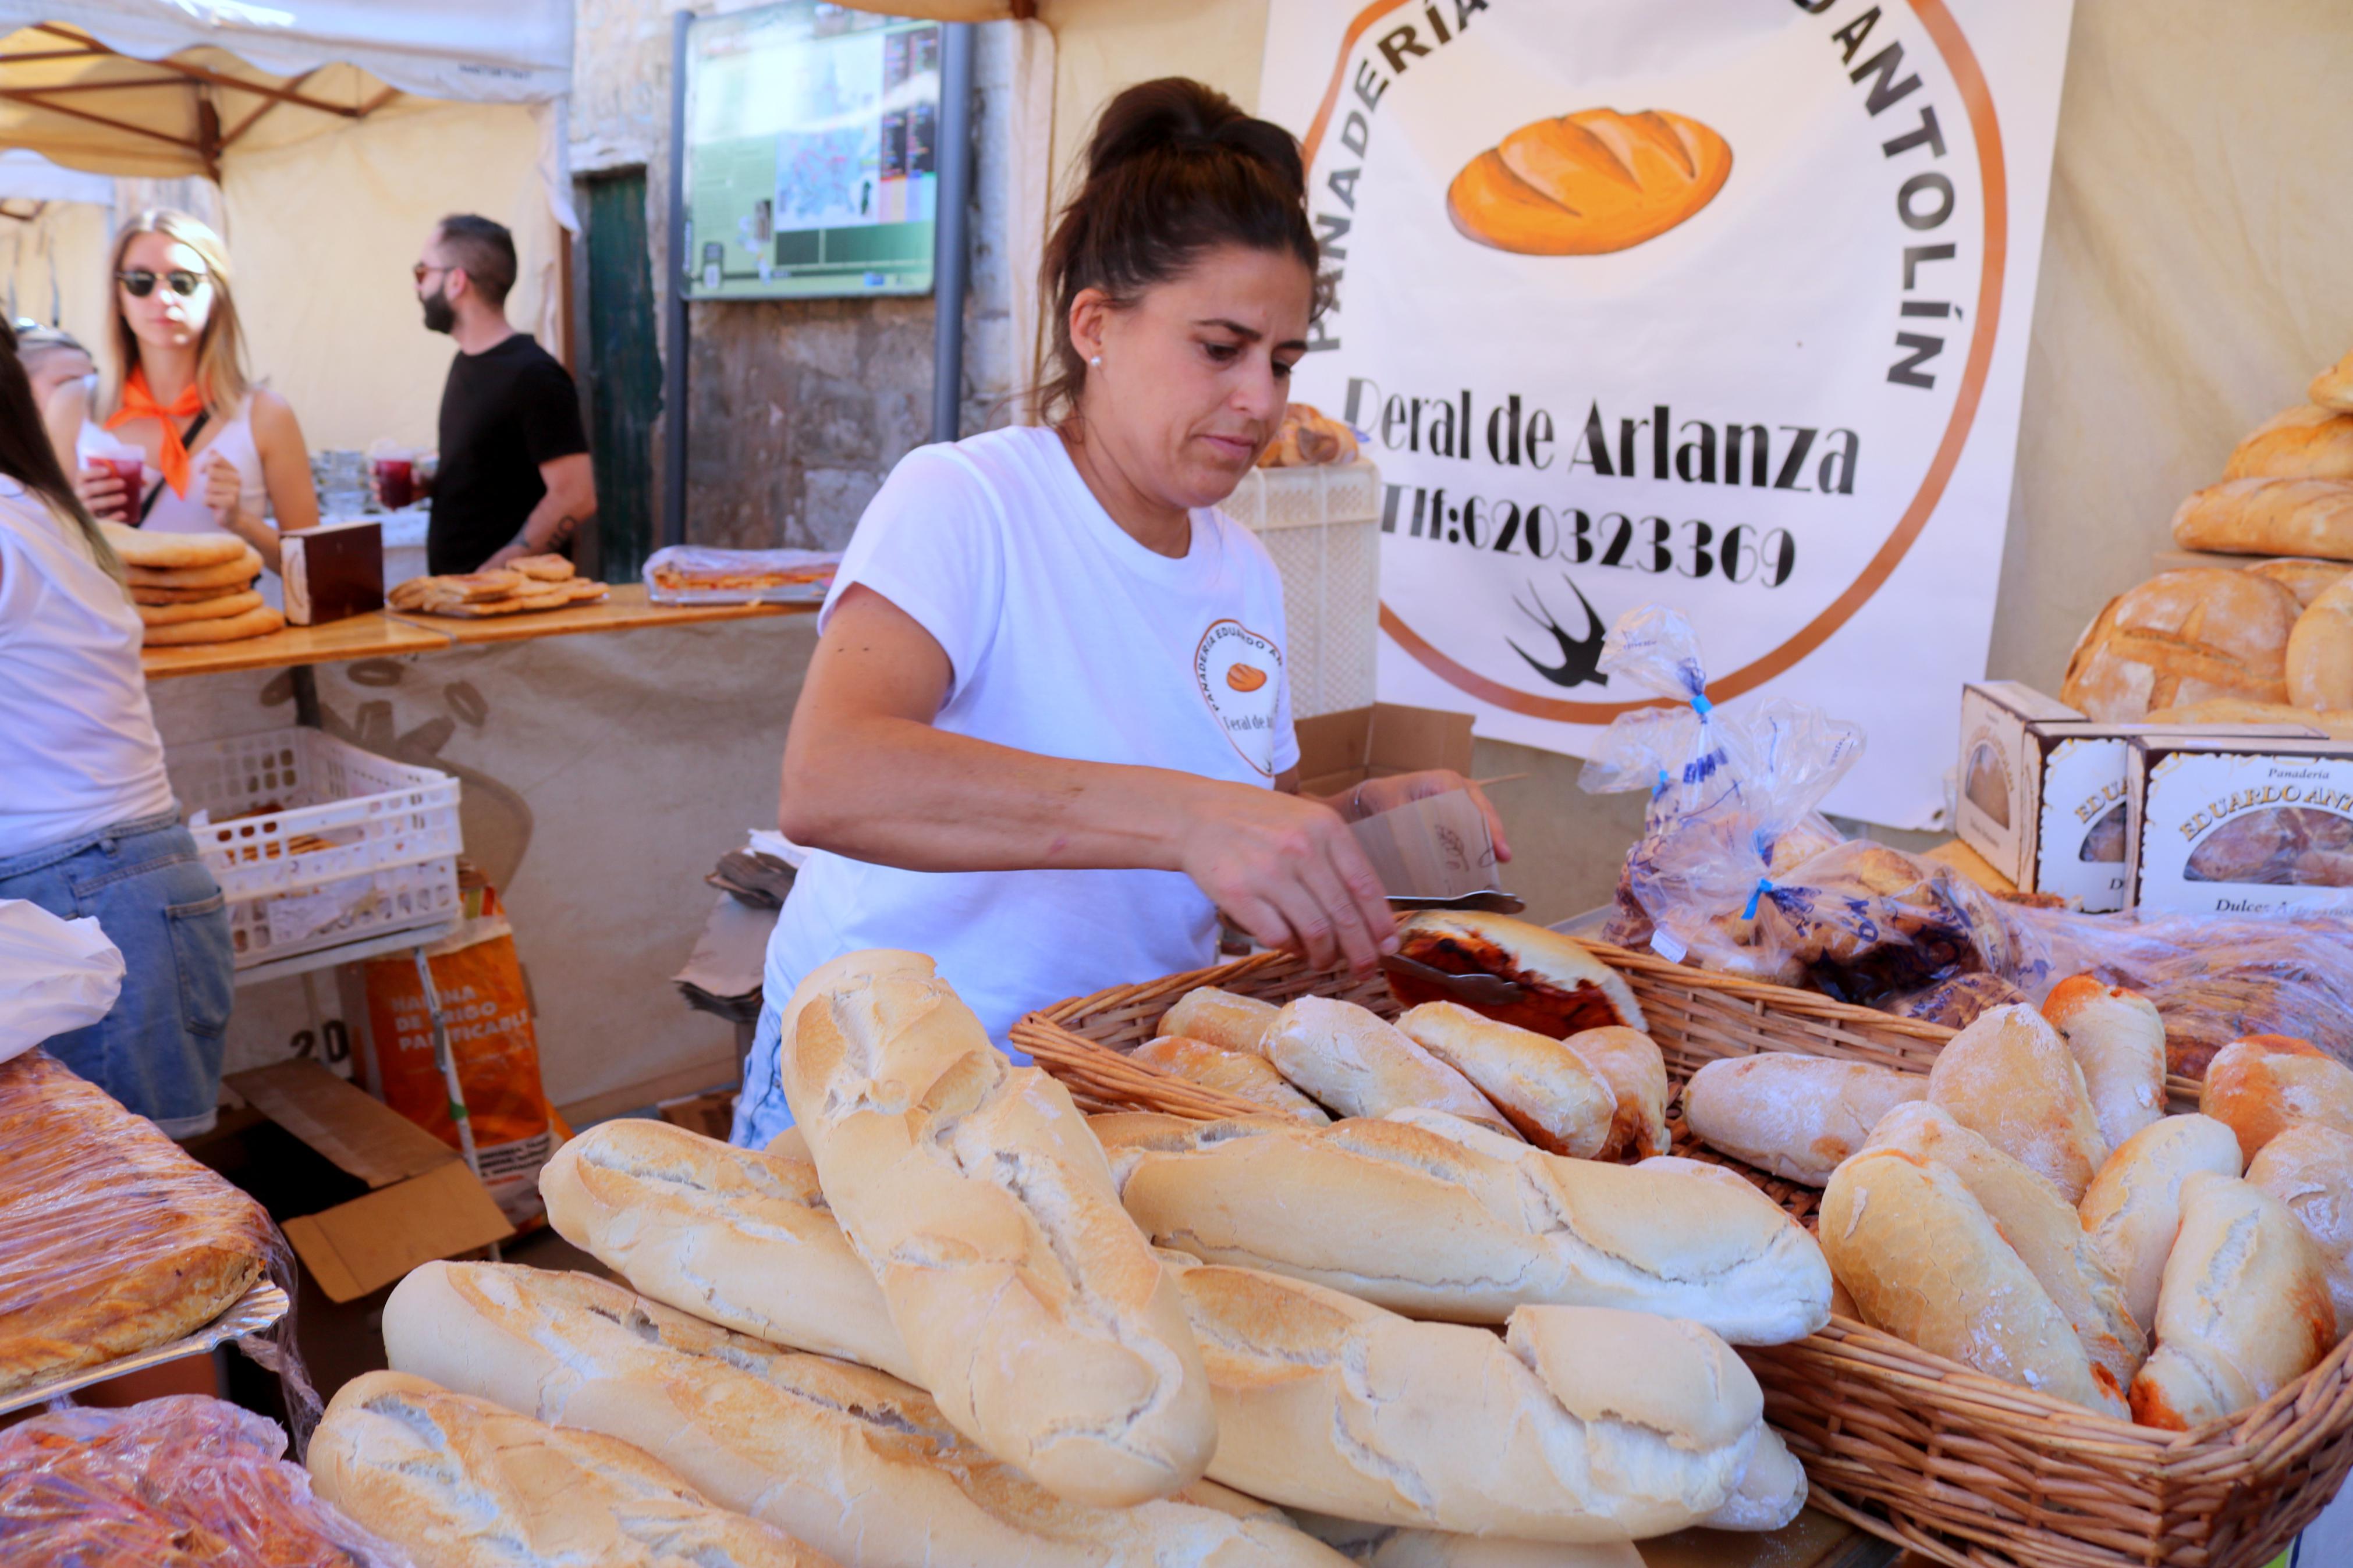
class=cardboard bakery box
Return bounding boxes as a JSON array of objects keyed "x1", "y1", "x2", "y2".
[
  {"x1": 1954, "y1": 682, "x2": 2084, "y2": 892},
  {"x1": 2128, "y1": 734, "x2": 2353, "y2": 916},
  {"x1": 1294, "y1": 702, "x2": 1475, "y2": 799},
  {"x1": 221, "y1": 1059, "x2": 513, "y2": 1303}
]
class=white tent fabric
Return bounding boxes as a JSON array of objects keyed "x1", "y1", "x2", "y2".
[
  {"x1": 0, "y1": 0, "x2": 568, "y2": 105},
  {"x1": 0, "y1": 148, "x2": 113, "y2": 204}
]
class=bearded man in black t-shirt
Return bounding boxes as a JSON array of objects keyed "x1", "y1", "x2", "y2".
[{"x1": 414, "y1": 214, "x2": 595, "y2": 574}]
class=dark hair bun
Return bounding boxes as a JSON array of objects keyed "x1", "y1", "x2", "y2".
[{"x1": 1085, "y1": 78, "x2": 1307, "y2": 202}]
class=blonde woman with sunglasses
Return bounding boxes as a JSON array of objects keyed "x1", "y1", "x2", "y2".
[{"x1": 73, "y1": 209, "x2": 318, "y2": 571}]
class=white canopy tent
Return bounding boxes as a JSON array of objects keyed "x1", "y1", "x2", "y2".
[
  {"x1": 0, "y1": 148, "x2": 112, "y2": 348},
  {"x1": 0, "y1": 2, "x2": 574, "y2": 449}
]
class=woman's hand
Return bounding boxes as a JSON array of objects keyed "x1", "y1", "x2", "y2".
[
  {"x1": 201, "y1": 455, "x2": 240, "y2": 524},
  {"x1": 1346, "y1": 769, "x2": 1514, "y2": 863},
  {"x1": 1176, "y1": 784, "x2": 1397, "y2": 974},
  {"x1": 76, "y1": 461, "x2": 129, "y2": 522}
]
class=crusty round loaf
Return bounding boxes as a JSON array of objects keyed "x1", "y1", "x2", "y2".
[
  {"x1": 1820, "y1": 1147, "x2": 2125, "y2": 1416},
  {"x1": 2226, "y1": 404, "x2": 2353, "y2": 482},
  {"x1": 2248, "y1": 556, "x2": 2353, "y2": 607},
  {"x1": 1560, "y1": 1026, "x2": 1670, "y2": 1158},
  {"x1": 1447, "y1": 109, "x2": 1732, "y2": 257},
  {"x1": 98, "y1": 519, "x2": 249, "y2": 570},
  {"x1": 2041, "y1": 977, "x2": 2167, "y2": 1153},
  {"x1": 2289, "y1": 575, "x2": 2353, "y2": 709},
  {"x1": 2060, "y1": 569, "x2": 2300, "y2": 721},
  {"x1": 308, "y1": 1370, "x2": 835, "y2": 1567},
  {"x1": 2201, "y1": 1034, "x2": 2353, "y2": 1164},
  {"x1": 2315, "y1": 351, "x2": 2353, "y2": 414},
  {"x1": 2247, "y1": 1121, "x2": 2353, "y2": 1338},
  {"x1": 2128, "y1": 1172, "x2": 2336, "y2": 1428},
  {"x1": 1865, "y1": 1102, "x2": 2145, "y2": 1401},
  {"x1": 1159, "y1": 987, "x2": 1280, "y2": 1057},
  {"x1": 2078, "y1": 1114, "x2": 2244, "y2": 1336},
  {"x1": 1926, "y1": 1004, "x2": 2109, "y2": 1203},
  {"x1": 141, "y1": 603, "x2": 283, "y2": 645},
  {"x1": 1681, "y1": 1054, "x2": 1926, "y2": 1186},
  {"x1": 136, "y1": 588, "x2": 265, "y2": 627},
  {"x1": 1131, "y1": 1035, "x2": 1330, "y2": 1123},
  {"x1": 2170, "y1": 478, "x2": 2353, "y2": 563},
  {"x1": 1393, "y1": 1001, "x2": 1617, "y2": 1155},
  {"x1": 384, "y1": 1263, "x2": 1346, "y2": 1568},
  {"x1": 1264, "y1": 995, "x2": 1520, "y2": 1138},
  {"x1": 1389, "y1": 912, "x2": 1646, "y2": 1040}
]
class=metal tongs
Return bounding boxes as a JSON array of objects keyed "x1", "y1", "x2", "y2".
[{"x1": 1378, "y1": 951, "x2": 1527, "y2": 1007}]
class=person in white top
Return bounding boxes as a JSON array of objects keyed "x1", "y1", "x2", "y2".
[
  {"x1": 71, "y1": 209, "x2": 318, "y2": 573},
  {"x1": 734, "y1": 79, "x2": 1509, "y2": 1146},
  {"x1": 0, "y1": 318, "x2": 235, "y2": 1138}
]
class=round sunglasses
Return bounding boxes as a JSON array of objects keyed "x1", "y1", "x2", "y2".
[{"x1": 116, "y1": 268, "x2": 208, "y2": 298}]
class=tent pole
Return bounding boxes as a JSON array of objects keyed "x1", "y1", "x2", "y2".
[
  {"x1": 930, "y1": 22, "x2": 974, "y2": 446},
  {"x1": 662, "y1": 8, "x2": 690, "y2": 551}
]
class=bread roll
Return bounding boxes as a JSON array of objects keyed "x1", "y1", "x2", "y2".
[
  {"x1": 2290, "y1": 574, "x2": 2353, "y2": 709},
  {"x1": 1263, "y1": 995, "x2": 1520, "y2": 1138},
  {"x1": 2315, "y1": 350, "x2": 2353, "y2": 414},
  {"x1": 1094, "y1": 1111, "x2": 1830, "y2": 1345},
  {"x1": 1864, "y1": 1103, "x2": 2145, "y2": 1398},
  {"x1": 1447, "y1": 109, "x2": 1732, "y2": 257},
  {"x1": 2041, "y1": 977, "x2": 2167, "y2": 1152},
  {"x1": 2060, "y1": 569, "x2": 2300, "y2": 721},
  {"x1": 1696, "y1": 1427, "x2": 1808, "y2": 1533},
  {"x1": 2170, "y1": 478, "x2": 2353, "y2": 561},
  {"x1": 773, "y1": 948, "x2": 934, "y2": 1064},
  {"x1": 2248, "y1": 556, "x2": 2353, "y2": 607},
  {"x1": 2078, "y1": 1114, "x2": 2244, "y2": 1336},
  {"x1": 1289, "y1": 1515, "x2": 1640, "y2": 1568},
  {"x1": 1166, "y1": 1253, "x2": 1773, "y2": 1541},
  {"x1": 2247, "y1": 1121, "x2": 2353, "y2": 1337},
  {"x1": 2147, "y1": 696, "x2": 2353, "y2": 739},
  {"x1": 2200, "y1": 1034, "x2": 2353, "y2": 1164},
  {"x1": 1557, "y1": 1027, "x2": 1670, "y2": 1158},
  {"x1": 1133, "y1": 1035, "x2": 1331, "y2": 1123},
  {"x1": 1926, "y1": 1004, "x2": 2109, "y2": 1202},
  {"x1": 308, "y1": 1370, "x2": 833, "y2": 1567},
  {"x1": 1393, "y1": 1001, "x2": 1617, "y2": 1155},
  {"x1": 1389, "y1": 913, "x2": 1646, "y2": 1040},
  {"x1": 1680, "y1": 1054, "x2": 1926, "y2": 1186},
  {"x1": 1160, "y1": 987, "x2": 1280, "y2": 1056},
  {"x1": 538, "y1": 1118, "x2": 919, "y2": 1382},
  {"x1": 2226, "y1": 404, "x2": 2353, "y2": 482},
  {"x1": 782, "y1": 965, "x2": 1215, "y2": 1506},
  {"x1": 2128, "y1": 1172, "x2": 2336, "y2": 1428},
  {"x1": 1820, "y1": 1149, "x2": 2126, "y2": 1415}
]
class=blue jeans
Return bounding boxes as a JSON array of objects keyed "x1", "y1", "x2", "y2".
[{"x1": 0, "y1": 810, "x2": 233, "y2": 1135}]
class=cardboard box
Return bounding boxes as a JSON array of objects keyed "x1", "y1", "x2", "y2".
[
  {"x1": 281, "y1": 518, "x2": 384, "y2": 626},
  {"x1": 2128, "y1": 734, "x2": 2353, "y2": 916},
  {"x1": 1954, "y1": 682, "x2": 2084, "y2": 892},
  {"x1": 222, "y1": 1059, "x2": 513, "y2": 1302},
  {"x1": 1294, "y1": 703, "x2": 1475, "y2": 799}
]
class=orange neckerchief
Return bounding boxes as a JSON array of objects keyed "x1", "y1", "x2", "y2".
[{"x1": 102, "y1": 367, "x2": 204, "y2": 498}]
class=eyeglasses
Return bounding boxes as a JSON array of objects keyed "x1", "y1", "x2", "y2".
[
  {"x1": 116, "y1": 268, "x2": 207, "y2": 298},
  {"x1": 413, "y1": 262, "x2": 449, "y2": 286}
]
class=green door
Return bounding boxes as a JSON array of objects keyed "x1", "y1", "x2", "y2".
[{"x1": 583, "y1": 169, "x2": 661, "y2": 579}]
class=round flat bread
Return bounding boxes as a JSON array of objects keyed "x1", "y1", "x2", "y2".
[
  {"x1": 562, "y1": 578, "x2": 608, "y2": 602},
  {"x1": 133, "y1": 582, "x2": 253, "y2": 605},
  {"x1": 137, "y1": 589, "x2": 265, "y2": 627},
  {"x1": 141, "y1": 603, "x2": 284, "y2": 645},
  {"x1": 99, "y1": 521, "x2": 249, "y2": 571},
  {"x1": 511, "y1": 553, "x2": 576, "y2": 582},
  {"x1": 127, "y1": 547, "x2": 264, "y2": 591}
]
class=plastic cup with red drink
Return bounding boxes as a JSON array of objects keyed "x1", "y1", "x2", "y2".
[
  {"x1": 373, "y1": 456, "x2": 415, "y2": 510},
  {"x1": 91, "y1": 454, "x2": 145, "y2": 521}
]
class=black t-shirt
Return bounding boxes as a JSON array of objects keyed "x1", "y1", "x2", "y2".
[{"x1": 429, "y1": 334, "x2": 588, "y2": 574}]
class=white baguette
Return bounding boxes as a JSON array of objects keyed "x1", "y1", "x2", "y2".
[
  {"x1": 2128, "y1": 1172, "x2": 2337, "y2": 1428},
  {"x1": 1264, "y1": 995, "x2": 1521, "y2": 1138},
  {"x1": 1393, "y1": 1001, "x2": 1617, "y2": 1155},
  {"x1": 2040, "y1": 978, "x2": 2167, "y2": 1153},
  {"x1": 1094, "y1": 1110, "x2": 1829, "y2": 1345},
  {"x1": 1133, "y1": 1035, "x2": 1332, "y2": 1122},
  {"x1": 2078, "y1": 1114, "x2": 2244, "y2": 1336},
  {"x1": 1165, "y1": 1253, "x2": 1776, "y2": 1542},
  {"x1": 1160, "y1": 987, "x2": 1281, "y2": 1056},
  {"x1": 1560, "y1": 1028, "x2": 1670, "y2": 1159},
  {"x1": 2249, "y1": 1122, "x2": 2353, "y2": 1337},
  {"x1": 1681, "y1": 1054, "x2": 1926, "y2": 1186},
  {"x1": 1865, "y1": 1102, "x2": 2145, "y2": 1398},
  {"x1": 782, "y1": 964, "x2": 1214, "y2": 1506},
  {"x1": 539, "y1": 1118, "x2": 919, "y2": 1382},
  {"x1": 384, "y1": 1263, "x2": 1347, "y2": 1568},
  {"x1": 1927, "y1": 1004, "x2": 2109, "y2": 1203},
  {"x1": 2200, "y1": 1034, "x2": 2353, "y2": 1165},
  {"x1": 308, "y1": 1370, "x2": 834, "y2": 1567}
]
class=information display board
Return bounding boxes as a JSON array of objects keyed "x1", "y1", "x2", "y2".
[{"x1": 681, "y1": 3, "x2": 939, "y2": 300}]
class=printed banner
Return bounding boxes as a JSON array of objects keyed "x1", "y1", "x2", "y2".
[{"x1": 1259, "y1": 0, "x2": 2076, "y2": 826}]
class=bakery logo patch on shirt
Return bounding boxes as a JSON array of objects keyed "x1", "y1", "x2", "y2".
[{"x1": 1195, "y1": 619, "x2": 1284, "y2": 776}]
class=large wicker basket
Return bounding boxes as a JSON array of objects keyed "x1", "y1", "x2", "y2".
[{"x1": 1009, "y1": 941, "x2": 2353, "y2": 1568}]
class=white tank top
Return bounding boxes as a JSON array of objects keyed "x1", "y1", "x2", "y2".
[
  {"x1": 0, "y1": 478, "x2": 178, "y2": 859},
  {"x1": 77, "y1": 394, "x2": 268, "y2": 540}
]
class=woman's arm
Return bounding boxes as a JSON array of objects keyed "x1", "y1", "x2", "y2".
[{"x1": 780, "y1": 584, "x2": 1400, "y2": 972}]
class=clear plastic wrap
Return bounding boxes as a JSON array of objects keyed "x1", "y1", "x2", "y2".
[{"x1": 0, "y1": 1395, "x2": 410, "y2": 1566}]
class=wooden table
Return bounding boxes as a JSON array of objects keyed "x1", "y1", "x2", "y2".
[
  {"x1": 141, "y1": 611, "x2": 453, "y2": 681},
  {"x1": 384, "y1": 584, "x2": 809, "y2": 645}
]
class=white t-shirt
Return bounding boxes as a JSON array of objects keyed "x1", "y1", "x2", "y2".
[
  {"x1": 762, "y1": 424, "x2": 1299, "y2": 1048},
  {"x1": 0, "y1": 479, "x2": 178, "y2": 859}
]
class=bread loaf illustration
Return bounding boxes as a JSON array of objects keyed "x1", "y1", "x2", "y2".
[
  {"x1": 1449, "y1": 109, "x2": 1731, "y2": 256},
  {"x1": 1226, "y1": 663, "x2": 1269, "y2": 693}
]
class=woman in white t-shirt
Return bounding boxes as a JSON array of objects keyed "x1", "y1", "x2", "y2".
[
  {"x1": 735, "y1": 79, "x2": 1508, "y2": 1144},
  {"x1": 0, "y1": 318, "x2": 235, "y2": 1136}
]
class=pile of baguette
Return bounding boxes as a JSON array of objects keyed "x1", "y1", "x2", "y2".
[
  {"x1": 2064, "y1": 344, "x2": 2353, "y2": 733},
  {"x1": 313, "y1": 936, "x2": 1841, "y2": 1568},
  {"x1": 1683, "y1": 980, "x2": 2353, "y2": 1425},
  {"x1": 100, "y1": 521, "x2": 283, "y2": 646},
  {"x1": 388, "y1": 555, "x2": 606, "y2": 617}
]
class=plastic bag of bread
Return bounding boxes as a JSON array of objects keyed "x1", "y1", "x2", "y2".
[{"x1": 0, "y1": 1394, "x2": 410, "y2": 1565}]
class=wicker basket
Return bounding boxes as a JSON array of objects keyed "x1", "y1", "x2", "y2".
[{"x1": 1007, "y1": 941, "x2": 2353, "y2": 1568}]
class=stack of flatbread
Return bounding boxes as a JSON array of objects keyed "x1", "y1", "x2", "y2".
[
  {"x1": 100, "y1": 522, "x2": 284, "y2": 646},
  {"x1": 388, "y1": 554, "x2": 607, "y2": 618}
]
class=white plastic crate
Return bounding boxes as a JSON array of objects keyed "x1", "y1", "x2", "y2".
[
  {"x1": 166, "y1": 727, "x2": 462, "y2": 968},
  {"x1": 1222, "y1": 460, "x2": 1383, "y2": 717}
]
